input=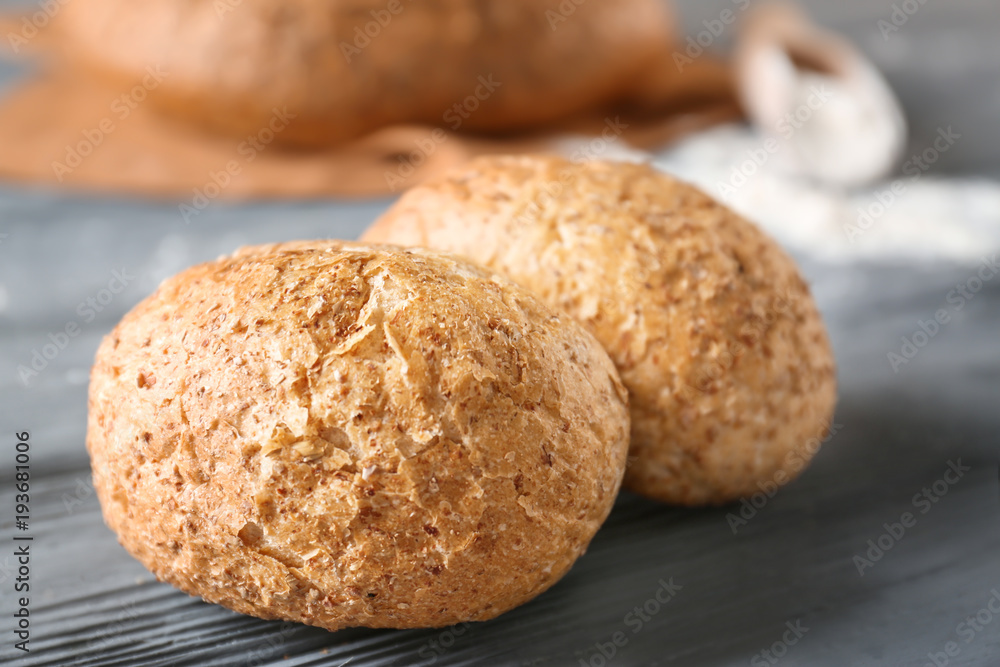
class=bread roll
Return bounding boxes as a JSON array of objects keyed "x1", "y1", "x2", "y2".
[
  {"x1": 364, "y1": 156, "x2": 837, "y2": 505},
  {"x1": 56, "y1": 0, "x2": 673, "y2": 146},
  {"x1": 86, "y1": 241, "x2": 630, "y2": 630}
]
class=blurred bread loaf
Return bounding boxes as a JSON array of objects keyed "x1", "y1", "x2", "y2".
[{"x1": 56, "y1": 0, "x2": 674, "y2": 146}]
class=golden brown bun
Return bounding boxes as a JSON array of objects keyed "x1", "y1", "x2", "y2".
[
  {"x1": 364, "y1": 156, "x2": 837, "y2": 505},
  {"x1": 86, "y1": 241, "x2": 630, "y2": 630},
  {"x1": 55, "y1": 0, "x2": 673, "y2": 146}
]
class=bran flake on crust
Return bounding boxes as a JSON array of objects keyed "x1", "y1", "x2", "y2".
[
  {"x1": 364, "y1": 156, "x2": 838, "y2": 505},
  {"x1": 87, "y1": 241, "x2": 630, "y2": 630}
]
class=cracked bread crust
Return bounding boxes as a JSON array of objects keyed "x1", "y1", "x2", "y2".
[
  {"x1": 363, "y1": 155, "x2": 838, "y2": 505},
  {"x1": 86, "y1": 241, "x2": 630, "y2": 630}
]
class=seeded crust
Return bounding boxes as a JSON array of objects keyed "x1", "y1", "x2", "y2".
[
  {"x1": 364, "y1": 156, "x2": 838, "y2": 505},
  {"x1": 54, "y1": 0, "x2": 672, "y2": 146},
  {"x1": 86, "y1": 242, "x2": 630, "y2": 630}
]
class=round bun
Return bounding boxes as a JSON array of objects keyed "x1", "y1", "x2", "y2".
[
  {"x1": 364, "y1": 156, "x2": 837, "y2": 505},
  {"x1": 56, "y1": 0, "x2": 672, "y2": 146},
  {"x1": 86, "y1": 241, "x2": 629, "y2": 630}
]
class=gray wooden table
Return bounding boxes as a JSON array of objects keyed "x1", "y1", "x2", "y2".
[{"x1": 2, "y1": 1, "x2": 999, "y2": 665}]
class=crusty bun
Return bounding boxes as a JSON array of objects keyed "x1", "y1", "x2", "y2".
[
  {"x1": 56, "y1": 0, "x2": 673, "y2": 146},
  {"x1": 86, "y1": 241, "x2": 630, "y2": 630},
  {"x1": 364, "y1": 156, "x2": 837, "y2": 505}
]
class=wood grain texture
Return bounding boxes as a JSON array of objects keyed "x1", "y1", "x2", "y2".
[{"x1": 1, "y1": 0, "x2": 1000, "y2": 664}]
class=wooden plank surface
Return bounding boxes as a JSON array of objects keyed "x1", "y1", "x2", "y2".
[{"x1": 2, "y1": 0, "x2": 1000, "y2": 665}]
